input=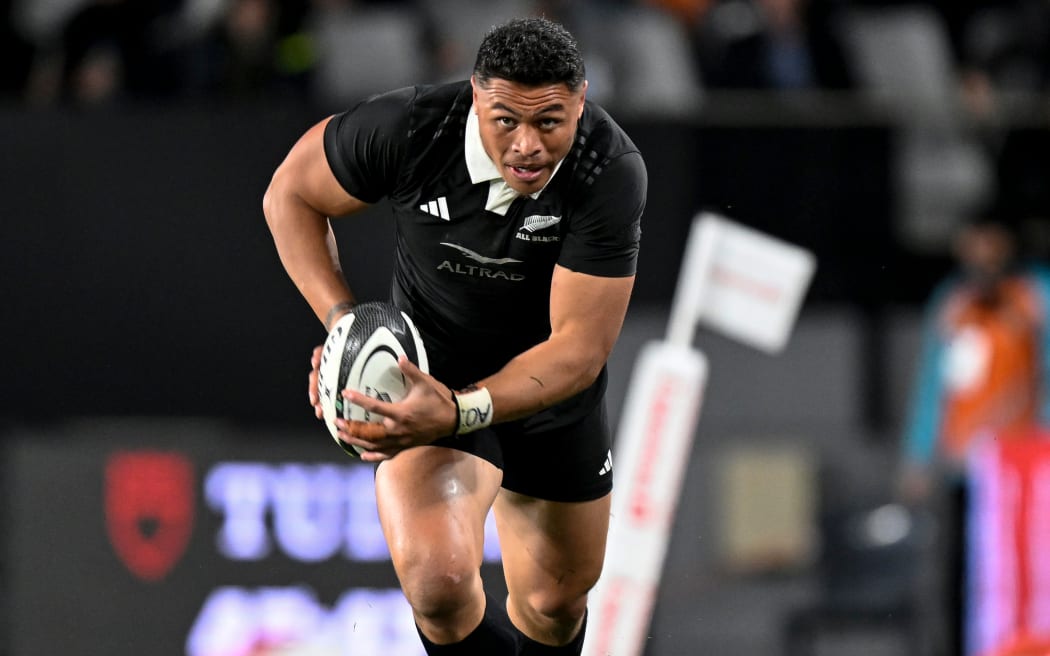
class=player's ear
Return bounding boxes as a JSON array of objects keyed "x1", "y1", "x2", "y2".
[
  {"x1": 470, "y1": 75, "x2": 480, "y2": 109},
  {"x1": 576, "y1": 80, "x2": 588, "y2": 118}
]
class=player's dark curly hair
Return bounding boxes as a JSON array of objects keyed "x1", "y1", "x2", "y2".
[{"x1": 473, "y1": 17, "x2": 585, "y2": 91}]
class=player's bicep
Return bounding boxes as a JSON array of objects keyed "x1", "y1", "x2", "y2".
[
  {"x1": 549, "y1": 264, "x2": 635, "y2": 366},
  {"x1": 266, "y1": 117, "x2": 370, "y2": 219}
]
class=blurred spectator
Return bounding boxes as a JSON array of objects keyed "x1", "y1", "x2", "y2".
[
  {"x1": 957, "y1": 0, "x2": 1050, "y2": 120},
  {"x1": 697, "y1": 0, "x2": 854, "y2": 91},
  {"x1": 55, "y1": 0, "x2": 185, "y2": 106},
  {"x1": 556, "y1": 1, "x2": 704, "y2": 113},
  {"x1": 901, "y1": 217, "x2": 1050, "y2": 491},
  {"x1": 645, "y1": 0, "x2": 714, "y2": 26},
  {"x1": 421, "y1": 0, "x2": 533, "y2": 83},
  {"x1": 837, "y1": 2, "x2": 996, "y2": 251},
  {"x1": 305, "y1": 0, "x2": 436, "y2": 110},
  {"x1": 899, "y1": 214, "x2": 1050, "y2": 656},
  {"x1": 184, "y1": 0, "x2": 284, "y2": 99},
  {"x1": 12, "y1": 0, "x2": 187, "y2": 106},
  {"x1": 964, "y1": 0, "x2": 1049, "y2": 92}
]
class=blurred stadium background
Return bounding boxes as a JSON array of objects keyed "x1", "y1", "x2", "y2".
[{"x1": 4, "y1": 0, "x2": 1050, "y2": 654}]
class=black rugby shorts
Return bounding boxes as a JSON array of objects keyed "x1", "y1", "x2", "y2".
[{"x1": 430, "y1": 395, "x2": 614, "y2": 503}]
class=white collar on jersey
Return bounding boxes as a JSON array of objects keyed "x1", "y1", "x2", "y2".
[{"x1": 465, "y1": 107, "x2": 565, "y2": 216}]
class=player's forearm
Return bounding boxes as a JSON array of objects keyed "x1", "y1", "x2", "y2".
[
  {"x1": 263, "y1": 189, "x2": 354, "y2": 326},
  {"x1": 476, "y1": 333, "x2": 609, "y2": 423},
  {"x1": 263, "y1": 116, "x2": 368, "y2": 326},
  {"x1": 469, "y1": 270, "x2": 633, "y2": 425}
]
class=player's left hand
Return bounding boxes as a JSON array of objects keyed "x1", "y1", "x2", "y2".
[
  {"x1": 335, "y1": 355, "x2": 458, "y2": 462},
  {"x1": 307, "y1": 345, "x2": 324, "y2": 420}
]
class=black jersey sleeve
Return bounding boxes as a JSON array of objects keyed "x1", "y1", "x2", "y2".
[
  {"x1": 558, "y1": 150, "x2": 646, "y2": 277},
  {"x1": 323, "y1": 86, "x2": 417, "y2": 204}
]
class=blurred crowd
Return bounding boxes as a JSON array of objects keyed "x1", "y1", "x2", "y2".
[
  {"x1": 3, "y1": 0, "x2": 1049, "y2": 267},
  {"x1": 0, "y1": 0, "x2": 1048, "y2": 114}
]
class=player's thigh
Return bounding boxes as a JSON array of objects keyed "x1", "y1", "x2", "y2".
[
  {"x1": 493, "y1": 489, "x2": 611, "y2": 612},
  {"x1": 375, "y1": 446, "x2": 503, "y2": 578}
]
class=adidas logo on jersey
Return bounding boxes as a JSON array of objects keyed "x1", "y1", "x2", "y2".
[
  {"x1": 419, "y1": 197, "x2": 450, "y2": 220},
  {"x1": 598, "y1": 450, "x2": 613, "y2": 476}
]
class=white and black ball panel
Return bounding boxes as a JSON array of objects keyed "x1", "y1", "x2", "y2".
[
  {"x1": 317, "y1": 312, "x2": 355, "y2": 443},
  {"x1": 343, "y1": 328, "x2": 407, "y2": 424},
  {"x1": 401, "y1": 309, "x2": 430, "y2": 374},
  {"x1": 317, "y1": 301, "x2": 429, "y2": 457}
]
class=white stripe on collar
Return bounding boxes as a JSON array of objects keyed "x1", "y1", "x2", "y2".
[{"x1": 464, "y1": 107, "x2": 565, "y2": 216}]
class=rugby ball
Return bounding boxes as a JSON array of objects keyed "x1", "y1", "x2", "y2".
[{"x1": 316, "y1": 301, "x2": 429, "y2": 457}]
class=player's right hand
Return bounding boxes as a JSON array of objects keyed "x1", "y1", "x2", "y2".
[
  {"x1": 336, "y1": 355, "x2": 457, "y2": 462},
  {"x1": 308, "y1": 345, "x2": 323, "y2": 419}
]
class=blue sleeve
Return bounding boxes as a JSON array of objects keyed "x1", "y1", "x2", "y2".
[
  {"x1": 902, "y1": 281, "x2": 954, "y2": 466},
  {"x1": 1026, "y1": 264, "x2": 1050, "y2": 423}
]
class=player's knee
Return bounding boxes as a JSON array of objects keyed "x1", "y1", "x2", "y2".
[
  {"x1": 523, "y1": 585, "x2": 590, "y2": 628},
  {"x1": 398, "y1": 557, "x2": 480, "y2": 621}
]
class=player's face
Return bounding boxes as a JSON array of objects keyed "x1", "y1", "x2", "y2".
[{"x1": 472, "y1": 77, "x2": 587, "y2": 195}]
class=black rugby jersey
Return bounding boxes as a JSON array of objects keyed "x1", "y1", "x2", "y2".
[{"x1": 323, "y1": 80, "x2": 646, "y2": 391}]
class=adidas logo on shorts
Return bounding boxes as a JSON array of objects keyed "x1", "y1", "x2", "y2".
[{"x1": 598, "y1": 450, "x2": 612, "y2": 476}]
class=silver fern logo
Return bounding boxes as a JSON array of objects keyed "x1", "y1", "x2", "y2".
[{"x1": 521, "y1": 214, "x2": 562, "y2": 233}]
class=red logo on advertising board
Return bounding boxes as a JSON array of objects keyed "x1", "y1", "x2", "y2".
[
  {"x1": 629, "y1": 376, "x2": 675, "y2": 524},
  {"x1": 105, "y1": 451, "x2": 195, "y2": 582},
  {"x1": 591, "y1": 577, "x2": 625, "y2": 656}
]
